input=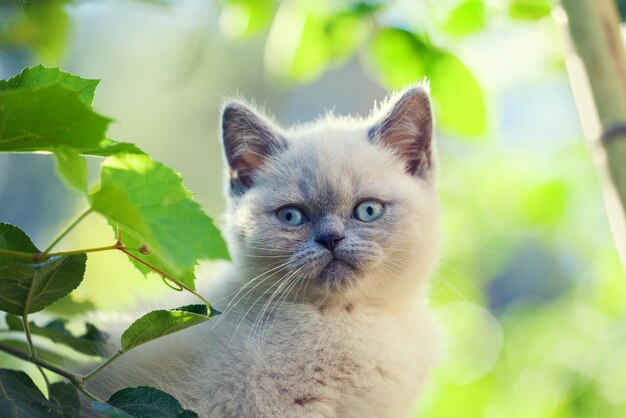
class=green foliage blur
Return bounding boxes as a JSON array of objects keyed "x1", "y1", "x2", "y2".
[{"x1": 1, "y1": 0, "x2": 625, "y2": 417}]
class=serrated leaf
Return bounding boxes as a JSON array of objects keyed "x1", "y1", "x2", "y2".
[
  {"x1": 0, "y1": 223, "x2": 39, "y2": 268},
  {"x1": 5, "y1": 314, "x2": 108, "y2": 356},
  {"x1": 0, "y1": 223, "x2": 87, "y2": 315},
  {"x1": 429, "y1": 53, "x2": 486, "y2": 137},
  {"x1": 89, "y1": 153, "x2": 228, "y2": 287},
  {"x1": 121, "y1": 305, "x2": 213, "y2": 352},
  {"x1": 49, "y1": 382, "x2": 80, "y2": 417},
  {"x1": 94, "y1": 386, "x2": 199, "y2": 418},
  {"x1": 0, "y1": 368, "x2": 65, "y2": 417},
  {"x1": 54, "y1": 146, "x2": 87, "y2": 193},
  {"x1": 0, "y1": 65, "x2": 99, "y2": 105},
  {"x1": 443, "y1": 0, "x2": 486, "y2": 37},
  {"x1": 0, "y1": 84, "x2": 110, "y2": 153},
  {"x1": 509, "y1": 0, "x2": 552, "y2": 20}
]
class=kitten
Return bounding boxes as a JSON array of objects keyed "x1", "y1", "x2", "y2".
[{"x1": 87, "y1": 85, "x2": 442, "y2": 418}]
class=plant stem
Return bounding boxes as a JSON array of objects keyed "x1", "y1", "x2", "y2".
[
  {"x1": 82, "y1": 350, "x2": 123, "y2": 382},
  {"x1": 43, "y1": 208, "x2": 93, "y2": 254},
  {"x1": 0, "y1": 342, "x2": 83, "y2": 384},
  {"x1": 23, "y1": 269, "x2": 52, "y2": 392},
  {"x1": 74, "y1": 383, "x2": 104, "y2": 403},
  {"x1": 118, "y1": 247, "x2": 211, "y2": 307},
  {"x1": 0, "y1": 245, "x2": 119, "y2": 262}
]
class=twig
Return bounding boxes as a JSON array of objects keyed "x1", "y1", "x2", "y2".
[
  {"x1": 43, "y1": 208, "x2": 93, "y2": 254},
  {"x1": 0, "y1": 343, "x2": 83, "y2": 384}
]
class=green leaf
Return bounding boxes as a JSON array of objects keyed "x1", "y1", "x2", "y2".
[
  {"x1": 0, "y1": 368, "x2": 65, "y2": 417},
  {"x1": 367, "y1": 28, "x2": 432, "y2": 90},
  {"x1": 509, "y1": 0, "x2": 552, "y2": 20},
  {"x1": 221, "y1": 0, "x2": 274, "y2": 39},
  {"x1": 0, "y1": 223, "x2": 39, "y2": 268},
  {"x1": 5, "y1": 314, "x2": 108, "y2": 356},
  {"x1": 0, "y1": 223, "x2": 87, "y2": 315},
  {"x1": 89, "y1": 153, "x2": 229, "y2": 287},
  {"x1": 91, "y1": 402, "x2": 135, "y2": 418},
  {"x1": 93, "y1": 386, "x2": 199, "y2": 418},
  {"x1": 120, "y1": 305, "x2": 213, "y2": 352},
  {"x1": 0, "y1": 84, "x2": 110, "y2": 153},
  {"x1": 81, "y1": 138, "x2": 145, "y2": 157},
  {"x1": 429, "y1": 53, "x2": 486, "y2": 137},
  {"x1": 0, "y1": 65, "x2": 99, "y2": 105},
  {"x1": 45, "y1": 295, "x2": 96, "y2": 316},
  {"x1": 443, "y1": 0, "x2": 486, "y2": 37},
  {"x1": 54, "y1": 147, "x2": 88, "y2": 193},
  {"x1": 49, "y1": 382, "x2": 80, "y2": 417}
]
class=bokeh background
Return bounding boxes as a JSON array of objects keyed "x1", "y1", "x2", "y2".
[{"x1": 1, "y1": 0, "x2": 626, "y2": 416}]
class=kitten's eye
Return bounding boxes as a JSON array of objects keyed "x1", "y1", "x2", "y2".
[
  {"x1": 354, "y1": 200, "x2": 384, "y2": 222},
  {"x1": 277, "y1": 207, "x2": 307, "y2": 226}
]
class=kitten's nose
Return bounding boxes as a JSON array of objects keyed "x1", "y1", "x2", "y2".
[{"x1": 316, "y1": 233, "x2": 344, "y2": 252}]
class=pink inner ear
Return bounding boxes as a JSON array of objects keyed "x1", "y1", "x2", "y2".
[
  {"x1": 222, "y1": 103, "x2": 286, "y2": 193},
  {"x1": 369, "y1": 87, "x2": 433, "y2": 178}
]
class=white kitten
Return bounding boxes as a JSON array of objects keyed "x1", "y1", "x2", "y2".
[{"x1": 87, "y1": 85, "x2": 442, "y2": 418}]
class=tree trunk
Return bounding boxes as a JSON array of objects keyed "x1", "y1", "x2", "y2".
[{"x1": 561, "y1": 0, "x2": 626, "y2": 267}]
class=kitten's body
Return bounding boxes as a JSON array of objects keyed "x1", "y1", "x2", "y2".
[{"x1": 87, "y1": 87, "x2": 442, "y2": 417}]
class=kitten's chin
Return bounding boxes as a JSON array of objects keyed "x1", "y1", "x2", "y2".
[{"x1": 317, "y1": 258, "x2": 359, "y2": 291}]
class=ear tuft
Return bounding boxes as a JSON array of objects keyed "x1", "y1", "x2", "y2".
[
  {"x1": 221, "y1": 101, "x2": 286, "y2": 195},
  {"x1": 368, "y1": 85, "x2": 434, "y2": 178}
]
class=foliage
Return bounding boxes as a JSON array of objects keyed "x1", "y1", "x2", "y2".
[{"x1": 0, "y1": 66, "x2": 225, "y2": 416}]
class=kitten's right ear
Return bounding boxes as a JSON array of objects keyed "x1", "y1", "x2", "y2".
[{"x1": 221, "y1": 101, "x2": 285, "y2": 195}]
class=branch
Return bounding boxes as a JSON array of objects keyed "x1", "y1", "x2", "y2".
[{"x1": 0, "y1": 342, "x2": 83, "y2": 384}]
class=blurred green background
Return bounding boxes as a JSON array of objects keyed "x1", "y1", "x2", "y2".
[{"x1": 1, "y1": 0, "x2": 625, "y2": 416}]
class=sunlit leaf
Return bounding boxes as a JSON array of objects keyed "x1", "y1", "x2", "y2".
[
  {"x1": 53, "y1": 146, "x2": 88, "y2": 193},
  {"x1": 0, "y1": 368, "x2": 65, "y2": 417},
  {"x1": 429, "y1": 53, "x2": 486, "y2": 137},
  {"x1": 509, "y1": 0, "x2": 552, "y2": 20},
  {"x1": 93, "y1": 386, "x2": 199, "y2": 418},
  {"x1": 121, "y1": 304, "x2": 215, "y2": 352},
  {"x1": 0, "y1": 65, "x2": 98, "y2": 105},
  {"x1": 0, "y1": 223, "x2": 87, "y2": 315},
  {"x1": 443, "y1": 0, "x2": 486, "y2": 37},
  {"x1": 5, "y1": 314, "x2": 108, "y2": 356},
  {"x1": 0, "y1": 85, "x2": 110, "y2": 153},
  {"x1": 524, "y1": 181, "x2": 567, "y2": 225},
  {"x1": 45, "y1": 294, "x2": 96, "y2": 316},
  {"x1": 90, "y1": 153, "x2": 229, "y2": 287},
  {"x1": 367, "y1": 28, "x2": 431, "y2": 90},
  {"x1": 221, "y1": 0, "x2": 274, "y2": 38},
  {"x1": 288, "y1": 14, "x2": 330, "y2": 82}
]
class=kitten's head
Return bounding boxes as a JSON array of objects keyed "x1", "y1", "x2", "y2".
[{"x1": 221, "y1": 86, "x2": 438, "y2": 307}]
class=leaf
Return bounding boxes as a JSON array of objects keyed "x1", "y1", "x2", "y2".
[
  {"x1": 120, "y1": 305, "x2": 213, "y2": 352},
  {"x1": 0, "y1": 65, "x2": 99, "y2": 105},
  {"x1": 0, "y1": 84, "x2": 110, "y2": 153},
  {"x1": 81, "y1": 138, "x2": 145, "y2": 157},
  {"x1": 221, "y1": 0, "x2": 275, "y2": 39},
  {"x1": 5, "y1": 314, "x2": 108, "y2": 356},
  {"x1": 0, "y1": 222, "x2": 87, "y2": 315},
  {"x1": 0, "y1": 368, "x2": 65, "y2": 417},
  {"x1": 509, "y1": 0, "x2": 552, "y2": 20},
  {"x1": 429, "y1": 53, "x2": 486, "y2": 137},
  {"x1": 45, "y1": 295, "x2": 96, "y2": 316},
  {"x1": 443, "y1": 0, "x2": 486, "y2": 37},
  {"x1": 367, "y1": 28, "x2": 432, "y2": 90},
  {"x1": 49, "y1": 382, "x2": 80, "y2": 417},
  {"x1": 91, "y1": 402, "x2": 135, "y2": 418},
  {"x1": 93, "y1": 386, "x2": 199, "y2": 418},
  {"x1": 89, "y1": 153, "x2": 229, "y2": 287},
  {"x1": 54, "y1": 147, "x2": 88, "y2": 193}
]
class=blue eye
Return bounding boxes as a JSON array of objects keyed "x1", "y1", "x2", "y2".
[
  {"x1": 354, "y1": 200, "x2": 384, "y2": 222},
  {"x1": 277, "y1": 207, "x2": 307, "y2": 226}
]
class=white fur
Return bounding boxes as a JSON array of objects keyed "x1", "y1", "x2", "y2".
[{"x1": 86, "y1": 89, "x2": 442, "y2": 418}]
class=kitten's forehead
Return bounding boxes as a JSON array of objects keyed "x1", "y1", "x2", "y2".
[{"x1": 258, "y1": 126, "x2": 405, "y2": 213}]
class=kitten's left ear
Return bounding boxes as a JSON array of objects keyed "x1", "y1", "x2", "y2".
[{"x1": 369, "y1": 86, "x2": 434, "y2": 179}]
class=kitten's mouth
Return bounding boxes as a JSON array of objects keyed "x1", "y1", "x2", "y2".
[{"x1": 318, "y1": 257, "x2": 356, "y2": 283}]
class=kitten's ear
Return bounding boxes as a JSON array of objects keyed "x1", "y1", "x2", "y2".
[
  {"x1": 369, "y1": 86, "x2": 434, "y2": 178},
  {"x1": 221, "y1": 101, "x2": 286, "y2": 194}
]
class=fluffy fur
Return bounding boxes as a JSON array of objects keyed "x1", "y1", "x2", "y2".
[{"x1": 86, "y1": 85, "x2": 442, "y2": 417}]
